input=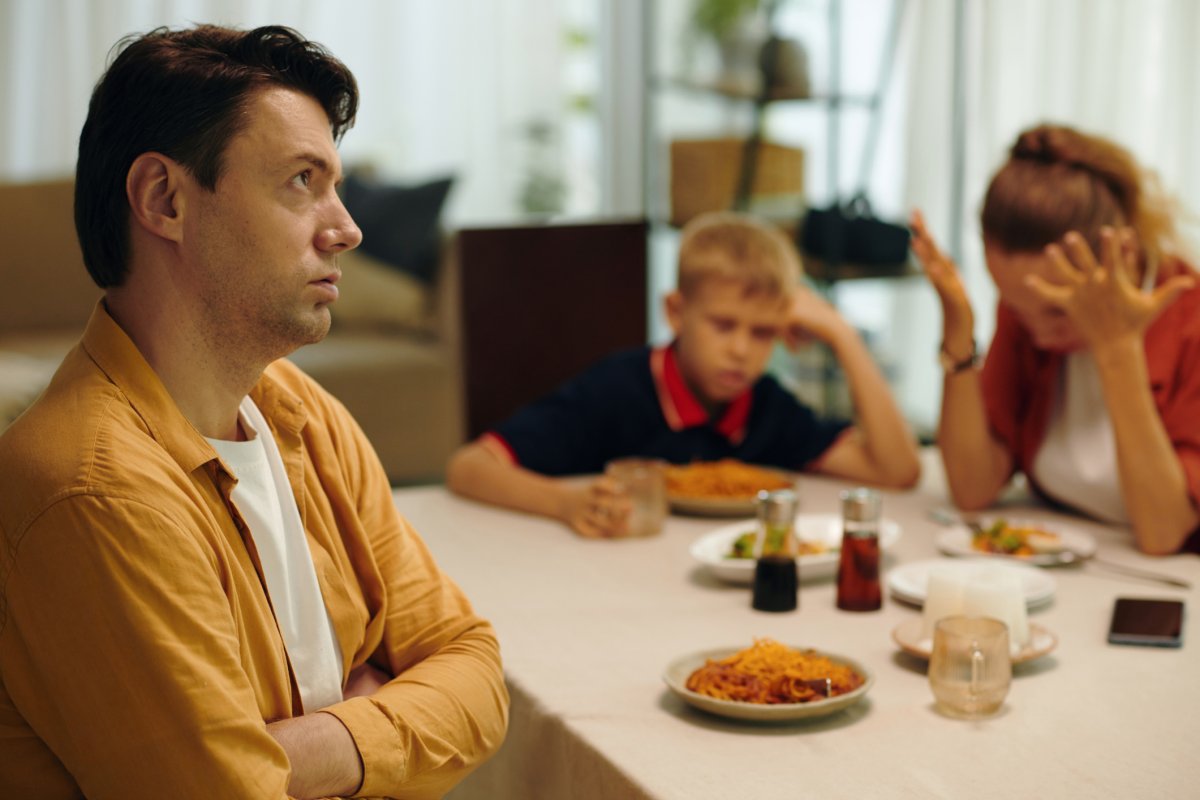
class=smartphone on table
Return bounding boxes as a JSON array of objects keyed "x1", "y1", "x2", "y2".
[{"x1": 1107, "y1": 598, "x2": 1185, "y2": 648}]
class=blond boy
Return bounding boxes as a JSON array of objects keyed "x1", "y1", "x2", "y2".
[{"x1": 447, "y1": 212, "x2": 920, "y2": 536}]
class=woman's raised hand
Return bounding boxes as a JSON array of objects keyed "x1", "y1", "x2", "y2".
[
  {"x1": 910, "y1": 209, "x2": 975, "y2": 356},
  {"x1": 1032, "y1": 228, "x2": 1196, "y2": 351}
]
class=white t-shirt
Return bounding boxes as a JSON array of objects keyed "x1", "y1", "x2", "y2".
[
  {"x1": 1030, "y1": 352, "x2": 1128, "y2": 523},
  {"x1": 1029, "y1": 260, "x2": 1158, "y2": 524},
  {"x1": 207, "y1": 397, "x2": 344, "y2": 712}
]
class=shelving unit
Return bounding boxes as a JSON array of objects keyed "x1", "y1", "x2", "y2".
[{"x1": 643, "y1": 0, "x2": 918, "y2": 415}]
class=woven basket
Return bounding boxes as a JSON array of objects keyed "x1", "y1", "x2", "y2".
[{"x1": 669, "y1": 138, "x2": 804, "y2": 227}]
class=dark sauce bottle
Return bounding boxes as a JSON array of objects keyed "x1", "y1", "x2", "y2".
[{"x1": 752, "y1": 488, "x2": 799, "y2": 612}]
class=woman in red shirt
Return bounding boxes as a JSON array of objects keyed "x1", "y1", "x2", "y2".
[{"x1": 912, "y1": 124, "x2": 1200, "y2": 554}]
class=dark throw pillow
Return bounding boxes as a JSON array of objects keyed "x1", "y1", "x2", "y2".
[{"x1": 340, "y1": 173, "x2": 454, "y2": 284}]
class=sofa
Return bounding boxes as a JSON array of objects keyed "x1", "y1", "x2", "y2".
[{"x1": 0, "y1": 178, "x2": 464, "y2": 485}]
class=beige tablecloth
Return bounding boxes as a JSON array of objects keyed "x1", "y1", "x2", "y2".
[{"x1": 393, "y1": 451, "x2": 1199, "y2": 800}]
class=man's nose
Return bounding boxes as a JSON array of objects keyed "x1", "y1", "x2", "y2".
[{"x1": 318, "y1": 195, "x2": 363, "y2": 253}]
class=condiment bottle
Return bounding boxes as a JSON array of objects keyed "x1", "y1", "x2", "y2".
[
  {"x1": 752, "y1": 488, "x2": 799, "y2": 612},
  {"x1": 836, "y1": 487, "x2": 882, "y2": 611}
]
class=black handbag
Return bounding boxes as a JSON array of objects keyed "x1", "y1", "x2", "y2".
[
  {"x1": 800, "y1": 193, "x2": 909, "y2": 268},
  {"x1": 798, "y1": 0, "x2": 909, "y2": 273}
]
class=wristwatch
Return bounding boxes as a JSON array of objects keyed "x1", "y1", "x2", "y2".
[{"x1": 938, "y1": 340, "x2": 979, "y2": 375}]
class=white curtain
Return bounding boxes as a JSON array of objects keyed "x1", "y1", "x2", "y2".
[
  {"x1": 890, "y1": 0, "x2": 1200, "y2": 433},
  {"x1": 0, "y1": 0, "x2": 587, "y2": 224}
]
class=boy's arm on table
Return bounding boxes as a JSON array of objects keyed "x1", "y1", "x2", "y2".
[
  {"x1": 446, "y1": 439, "x2": 632, "y2": 538},
  {"x1": 811, "y1": 322, "x2": 921, "y2": 488},
  {"x1": 785, "y1": 288, "x2": 920, "y2": 488}
]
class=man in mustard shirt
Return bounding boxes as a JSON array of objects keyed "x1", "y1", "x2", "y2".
[{"x1": 0, "y1": 25, "x2": 507, "y2": 799}]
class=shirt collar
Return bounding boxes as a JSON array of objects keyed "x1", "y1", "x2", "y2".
[
  {"x1": 650, "y1": 343, "x2": 752, "y2": 444},
  {"x1": 81, "y1": 300, "x2": 307, "y2": 477}
]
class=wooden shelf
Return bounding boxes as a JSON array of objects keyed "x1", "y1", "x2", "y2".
[{"x1": 656, "y1": 76, "x2": 875, "y2": 105}]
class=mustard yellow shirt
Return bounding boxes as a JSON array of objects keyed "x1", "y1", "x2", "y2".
[{"x1": 0, "y1": 304, "x2": 508, "y2": 799}]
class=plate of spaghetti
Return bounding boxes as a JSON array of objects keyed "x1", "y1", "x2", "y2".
[
  {"x1": 665, "y1": 459, "x2": 796, "y2": 516},
  {"x1": 663, "y1": 638, "x2": 873, "y2": 722}
]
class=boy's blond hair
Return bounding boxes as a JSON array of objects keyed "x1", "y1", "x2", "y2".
[{"x1": 676, "y1": 212, "x2": 802, "y2": 299}]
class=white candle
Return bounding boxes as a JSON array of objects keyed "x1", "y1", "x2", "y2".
[
  {"x1": 963, "y1": 567, "x2": 1030, "y2": 647},
  {"x1": 921, "y1": 567, "x2": 967, "y2": 641}
]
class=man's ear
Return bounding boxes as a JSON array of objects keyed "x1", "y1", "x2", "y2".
[
  {"x1": 664, "y1": 290, "x2": 685, "y2": 336},
  {"x1": 125, "y1": 153, "x2": 186, "y2": 244}
]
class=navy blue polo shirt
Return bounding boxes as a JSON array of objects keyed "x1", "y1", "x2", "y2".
[{"x1": 486, "y1": 344, "x2": 850, "y2": 476}]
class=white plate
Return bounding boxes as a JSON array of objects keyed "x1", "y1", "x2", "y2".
[
  {"x1": 669, "y1": 495, "x2": 762, "y2": 517},
  {"x1": 663, "y1": 646, "x2": 873, "y2": 722},
  {"x1": 934, "y1": 517, "x2": 1098, "y2": 566},
  {"x1": 689, "y1": 513, "x2": 903, "y2": 584},
  {"x1": 887, "y1": 558, "x2": 1056, "y2": 609},
  {"x1": 891, "y1": 617, "x2": 1059, "y2": 664}
]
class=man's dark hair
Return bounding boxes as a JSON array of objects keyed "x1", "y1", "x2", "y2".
[{"x1": 75, "y1": 25, "x2": 358, "y2": 288}]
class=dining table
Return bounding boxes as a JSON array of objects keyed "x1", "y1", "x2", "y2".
[{"x1": 392, "y1": 449, "x2": 1199, "y2": 799}]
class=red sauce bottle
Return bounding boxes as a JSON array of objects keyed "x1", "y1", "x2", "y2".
[{"x1": 837, "y1": 488, "x2": 882, "y2": 611}]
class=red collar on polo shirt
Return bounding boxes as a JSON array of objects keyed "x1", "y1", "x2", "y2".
[{"x1": 650, "y1": 343, "x2": 752, "y2": 445}]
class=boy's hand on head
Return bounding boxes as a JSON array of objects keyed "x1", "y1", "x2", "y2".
[
  {"x1": 783, "y1": 285, "x2": 850, "y2": 350},
  {"x1": 563, "y1": 476, "x2": 633, "y2": 538}
]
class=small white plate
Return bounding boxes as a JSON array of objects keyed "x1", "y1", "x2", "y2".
[
  {"x1": 689, "y1": 513, "x2": 903, "y2": 585},
  {"x1": 663, "y1": 646, "x2": 873, "y2": 722},
  {"x1": 887, "y1": 558, "x2": 1056, "y2": 609},
  {"x1": 934, "y1": 517, "x2": 1098, "y2": 566},
  {"x1": 891, "y1": 617, "x2": 1059, "y2": 664}
]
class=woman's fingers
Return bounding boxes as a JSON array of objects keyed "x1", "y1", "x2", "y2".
[
  {"x1": 909, "y1": 211, "x2": 942, "y2": 264},
  {"x1": 1024, "y1": 272, "x2": 1071, "y2": 306},
  {"x1": 1119, "y1": 228, "x2": 1140, "y2": 279},
  {"x1": 1044, "y1": 243, "x2": 1086, "y2": 286},
  {"x1": 1148, "y1": 275, "x2": 1198, "y2": 318},
  {"x1": 1063, "y1": 231, "x2": 1101, "y2": 275}
]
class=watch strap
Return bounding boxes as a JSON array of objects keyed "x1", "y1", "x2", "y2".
[{"x1": 939, "y1": 340, "x2": 979, "y2": 375}]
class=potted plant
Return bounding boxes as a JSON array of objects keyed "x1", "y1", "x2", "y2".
[{"x1": 687, "y1": 0, "x2": 765, "y2": 92}]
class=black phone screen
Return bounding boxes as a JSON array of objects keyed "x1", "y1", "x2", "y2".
[{"x1": 1107, "y1": 598, "x2": 1185, "y2": 647}]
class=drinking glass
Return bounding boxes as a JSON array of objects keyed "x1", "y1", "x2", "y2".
[
  {"x1": 928, "y1": 616, "x2": 1012, "y2": 719},
  {"x1": 604, "y1": 458, "x2": 667, "y2": 537}
]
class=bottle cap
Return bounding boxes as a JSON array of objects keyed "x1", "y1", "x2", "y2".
[
  {"x1": 840, "y1": 487, "x2": 881, "y2": 523},
  {"x1": 756, "y1": 488, "x2": 798, "y2": 526}
]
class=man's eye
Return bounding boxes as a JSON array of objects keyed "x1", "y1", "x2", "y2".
[
  {"x1": 291, "y1": 170, "x2": 312, "y2": 188},
  {"x1": 712, "y1": 319, "x2": 735, "y2": 332}
]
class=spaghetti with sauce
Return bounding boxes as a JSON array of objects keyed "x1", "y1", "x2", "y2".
[
  {"x1": 665, "y1": 459, "x2": 793, "y2": 499},
  {"x1": 685, "y1": 639, "x2": 864, "y2": 704}
]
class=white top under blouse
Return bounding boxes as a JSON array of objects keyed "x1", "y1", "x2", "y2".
[{"x1": 207, "y1": 397, "x2": 344, "y2": 712}]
